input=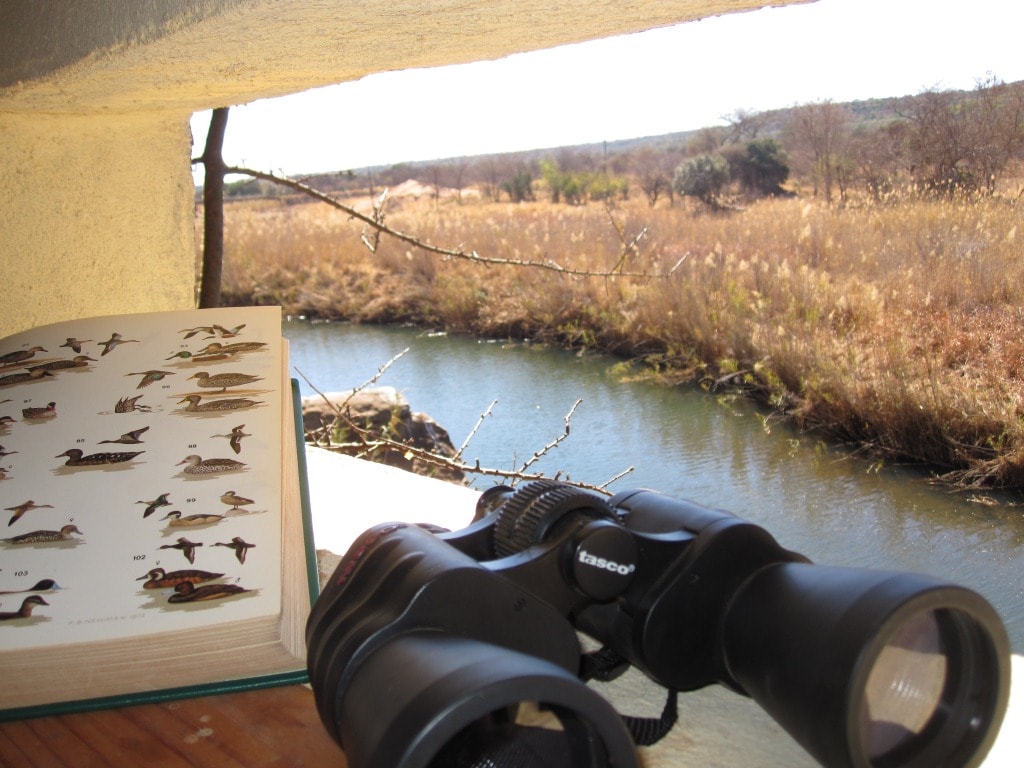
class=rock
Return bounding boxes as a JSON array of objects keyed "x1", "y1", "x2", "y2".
[{"x1": 301, "y1": 387, "x2": 465, "y2": 483}]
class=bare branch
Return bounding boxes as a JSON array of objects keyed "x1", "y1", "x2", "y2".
[
  {"x1": 455, "y1": 399, "x2": 497, "y2": 461},
  {"x1": 226, "y1": 165, "x2": 663, "y2": 279},
  {"x1": 516, "y1": 398, "x2": 582, "y2": 475}
]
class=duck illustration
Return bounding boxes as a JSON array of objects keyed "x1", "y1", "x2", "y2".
[
  {"x1": 100, "y1": 426, "x2": 150, "y2": 445},
  {"x1": 0, "y1": 370, "x2": 52, "y2": 387},
  {"x1": 128, "y1": 370, "x2": 174, "y2": 389},
  {"x1": 28, "y1": 355, "x2": 96, "y2": 374},
  {"x1": 60, "y1": 337, "x2": 93, "y2": 354},
  {"x1": 194, "y1": 341, "x2": 267, "y2": 357},
  {"x1": 137, "y1": 492, "x2": 171, "y2": 518},
  {"x1": 6, "y1": 500, "x2": 54, "y2": 526},
  {"x1": 159, "y1": 537, "x2": 202, "y2": 564},
  {"x1": 168, "y1": 580, "x2": 250, "y2": 603},
  {"x1": 0, "y1": 595, "x2": 49, "y2": 620},
  {"x1": 2, "y1": 524, "x2": 82, "y2": 545},
  {"x1": 213, "y1": 425, "x2": 251, "y2": 455},
  {"x1": 56, "y1": 449, "x2": 144, "y2": 466},
  {"x1": 162, "y1": 510, "x2": 225, "y2": 527},
  {"x1": 165, "y1": 350, "x2": 222, "y2": 363},
  {"x1": 0, "y1": 346, "x2": 47, "y2": 366},
  {"x1": 188, "y1": 371, "x2": 262, "y2": 393},
  {"x1": 99, "y1": 333, "x2": 139, "y2": 356},
  {"x1": 115, "y1": 394, "x2": 152, "y2": 413},
  {"x1": 180, "y1": 326, "x2": 220, "y2": 340},
  {"x1": 22, "y1": 402, "x2": 56, "y2": 419},
  {"x1": 214, "y1": 536, "x2": 255, "y2": 564},
  {"x1": 0, "y1": 578, "x2": 59, "y2": 595},
  {"x1": 177, "y1": 454, "x2": 246, "y2": 475},
  {"x1": 177, "y1": 394, "x2": 262, "y2": 413},
  {"x1": 0, "y1": 416, "x2": 16, "y2": 428},
  {"x1": 212, "y1": 324, "x2": 247, "y2": 338},
  {"x1": 137, "y1": 567, "x2": 224, "y2": 589},
  {"x1": 220, "y1": 490, "x2": 254, "y2": 511}
]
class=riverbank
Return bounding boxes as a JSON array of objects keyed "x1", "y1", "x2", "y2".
[{"x1": 206, "y1": 192, "x2": 1024, "y2": 493}]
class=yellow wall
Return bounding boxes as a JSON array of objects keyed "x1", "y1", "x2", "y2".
[{"x1": 0, "y1": 0, "x2": 809, "y2": 337}]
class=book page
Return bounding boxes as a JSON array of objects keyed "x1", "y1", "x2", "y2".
[{"x1": 0, "y1": 307, "x2": 284, "y2": 652}]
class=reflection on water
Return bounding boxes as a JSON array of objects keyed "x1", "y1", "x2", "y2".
[{"x1": 285, "y1": 320, "x2": 1024, "y2": 650}]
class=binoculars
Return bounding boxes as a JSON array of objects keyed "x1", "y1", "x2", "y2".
[{"x1": 307, "y1": 479, "x2": 1010, "y2": 767}]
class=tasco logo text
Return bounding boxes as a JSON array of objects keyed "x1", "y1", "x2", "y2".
[{"x1": 577, "y1": 550, "x2": 636, "y2": 576}]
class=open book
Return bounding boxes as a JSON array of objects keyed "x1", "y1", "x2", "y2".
[{"x1": 0, "y1": 306, "x2": 315, "y2": 718}]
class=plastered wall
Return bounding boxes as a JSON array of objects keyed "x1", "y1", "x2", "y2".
[{"x1": 0, "y1": 0, "x2": 807, "y2": 337}]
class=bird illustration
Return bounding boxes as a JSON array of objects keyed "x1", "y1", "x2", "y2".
[
  {"x1": 137, "y1": 492, "x2": 171, "y2": 518},
  {"x1": 28, "y1": 355, "x2": 95, "y2": 373},
  {"x1": 159, "y1": 537, "x2": 202, "y2": 564},
  {"x1": 136, "y1": 567, "x2": 223, "y2": 589},
  {"x1": 0, "y1": 416, "x2": 16, "y2": 427},
  {"x1": 220, "y1": 490, "x2": 254, "y2": 511},
  {"x1": 60, "y1": 337, "x2": 93, "y2": 354},
  {"x1": 6, "y1": 500, "x2": 54, "y2": 526},
  {"x1": 162, "y1": 510, "x2": 225, "y2": 527},
  {"x1": 22, "y1": 402, "x2": 56, "y2": 419},
  {"x1": 179, "y1": 326, "x2": 220, "y2": 340},
  {"x1": 100, "y1": 426, "x2": 150, "y2": 444},
  {"x1": 213, "y1": 425, "x2": 251, "y2": 454},
  {"x1": 0, "y1": 578, "x2": 59, "y2": 595},
  {"x1": 115, "y1": 394, "x2": 152, "y2": 413},
  {"x1": 214, "y1": 536, "x2": 255, "y2": 564},
  {"x1": 168, "y1": 580, "x2": 250, "y2": 603},
  {"x1": 57, "y1": 449, "x2": 144, "y2": 466},
  {"x1": 2, "y1": 524, "x2": 82, "y2": 545},
  {"x1": 128, "y1": 370, "x2": 174, "y2": 389},
  {"x1": 212, "y1": 324, "x2": 246, "y2": 338},
  {"x1": 188, "y1": 371, "x2": 262, "y2": 393},
  {"x1": 0, "y1": 370, "x2": 52, "y2": 387},
  {"x1": 177, "y1": 394, "x2": 262, "y2": 413},
  {"x1": 0, "y1": 445, "x2": 16, "y2": 458},
  {"x1": 165, "y1": 350, "x2": 230, "y2": 363},
  {"x1": 0, "y1": 346, "x2": 47, "y2": 366},
  {"x1": 194, "y1": 341, "x2": 267, "y2": 357},
  {"x1": 0, "y1": 595, "x2": 49, "y2": 620},
  {"x1": 99, "y1": 333, "x2": 139, "y2": 356},
  {"x1": 177, "y1": 454, "x2": 246, "y2": 474}
]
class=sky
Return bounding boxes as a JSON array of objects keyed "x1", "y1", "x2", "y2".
[{"x1": 190, "y1": 0, "x2": 1024, "y2": 178}]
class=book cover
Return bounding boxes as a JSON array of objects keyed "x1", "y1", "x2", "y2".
[{"x1": 0, "y1": 306, "x2": 315, "y2": 718}]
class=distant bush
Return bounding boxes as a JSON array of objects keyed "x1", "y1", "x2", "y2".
[{"x1": 673, "y1": 154, "x2": 730, "y2": 206}]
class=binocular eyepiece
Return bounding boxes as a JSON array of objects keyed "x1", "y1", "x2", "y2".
[{"x1": 306, "y1": 479, "x2": 1010, "y2": 768}]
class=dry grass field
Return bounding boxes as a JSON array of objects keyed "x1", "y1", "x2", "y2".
[{"x1": 202, "y1": 189, "x2": 1024, "y2": 490}]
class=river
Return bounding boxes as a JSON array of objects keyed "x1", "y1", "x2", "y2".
[{"x1": 284, "y1": 320, "x2": 1024, "y2": 651}]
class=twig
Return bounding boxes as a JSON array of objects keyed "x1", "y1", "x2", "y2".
[
  {"x1": 455, "y1": 399, "x2": 497, "y2": 461},
  {"x1": 226, "y1": 165, "x2": 666, "y2": 279},
  {"x1": 517, "y1": 398, "x2": 582, "y2": 475}
]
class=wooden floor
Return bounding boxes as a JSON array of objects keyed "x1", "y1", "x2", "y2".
[{"x1": 0, "y1": 685, "x2": 347, "y2": 767}]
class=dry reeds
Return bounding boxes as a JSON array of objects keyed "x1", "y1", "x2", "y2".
[{"x1": 202, "y1": 191, "x2": 1024, "y2": 489}]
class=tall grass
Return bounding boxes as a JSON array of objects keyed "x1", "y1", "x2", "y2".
[{"x1": 203, "y1": 192, "x2": 1024, "y2": 489}]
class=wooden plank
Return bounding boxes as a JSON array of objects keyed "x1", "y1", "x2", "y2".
[{"x1": 0, "y1": 686, "x2": 347, "y2": 767}]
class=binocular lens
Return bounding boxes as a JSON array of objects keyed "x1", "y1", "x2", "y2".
[
  {"x1": 723, "y1": 563, "x2": 1010, "y2": 768},
  {"x1": 334, "y1": 634, "x2": 639, "y2": 768},
  {"x1": 860, "y1": 609, "x2": 945, "y2": 760}
]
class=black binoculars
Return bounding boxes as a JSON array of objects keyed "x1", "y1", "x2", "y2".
[{"x1": 306, "y1": 479, "x2": 1010, "y2": 768}]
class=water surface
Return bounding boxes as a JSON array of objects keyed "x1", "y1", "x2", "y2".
[{"x1": 285, "y1": 320, "x2": 1024, "y2": 651}]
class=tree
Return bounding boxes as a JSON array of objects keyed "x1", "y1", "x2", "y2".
[
  {"x1": 732, "y1": 138, "x2": 789, "y2": 197},
  {"x1": 898, "y1": 78, "x2": 1024, "y2": 195},
  {"x1": 673, "y1": 154, "x2": 730, "y2": 208},
  {"x1": 787, "y1": 100, "x2": 850, "y2": 205}
]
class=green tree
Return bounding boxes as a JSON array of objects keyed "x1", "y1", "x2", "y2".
[
  {"x1": 735, "y1": 138, "x2": 790, "y2": 196},
  {"x1": 673, "y1": 154, "x2": 730, "y2": 207}
]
